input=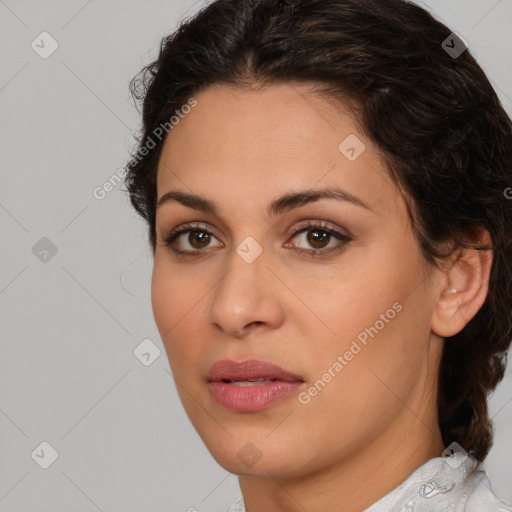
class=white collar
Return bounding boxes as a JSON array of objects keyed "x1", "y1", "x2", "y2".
[{"x1": 225, "y1": 452, "x2": 512, "y2": 511}]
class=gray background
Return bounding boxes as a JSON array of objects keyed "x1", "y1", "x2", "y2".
[{"x1": 0, "y1": 1, "x2": 511, "y2": 511}]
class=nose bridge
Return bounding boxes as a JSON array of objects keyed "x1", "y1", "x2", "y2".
[{"x1": 219, "y1": 228, "x2": 269, "y2": 292}]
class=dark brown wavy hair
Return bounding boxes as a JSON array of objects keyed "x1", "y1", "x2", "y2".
[{"x1": 124, "y1": 0, "x2": 512, "y2": 464}]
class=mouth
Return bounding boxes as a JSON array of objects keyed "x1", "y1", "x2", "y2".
[
  {"x1": 220, "y1": 378, "x2": 279, "y2": 386},
  {"x1": 206, "y1": 359, "x2": 305, "y2": 412}
]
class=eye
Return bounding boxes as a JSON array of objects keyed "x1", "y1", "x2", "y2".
[
  {"x1": 161, "y1": 222, "x2": 222, "y2": 256},
  {"x1": 284, "y1": 220, "x2": 352, "y2": 258}
]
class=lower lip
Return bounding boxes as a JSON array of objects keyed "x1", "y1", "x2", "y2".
[{"x1": 208, "y1": 380, "x2": 304, "y2": 412}]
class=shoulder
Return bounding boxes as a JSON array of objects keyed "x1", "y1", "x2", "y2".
[{"x1": 460, "y1": 470, "x2": 512, "y2": 512}]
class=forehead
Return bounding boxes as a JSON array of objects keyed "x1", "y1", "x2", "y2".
[
  {"x1": 156, "y1": 82, "x2": 399, "y2": 216},
  {"x1": 159, "y1": 82, "x2": 356, "y2": 164}
]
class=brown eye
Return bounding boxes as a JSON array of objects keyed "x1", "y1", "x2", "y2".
[
  {"x1": 162, "y1": 223, "x2": 223, "y2": 255},
  {"x1": 285, "y1": 221, "x2": 352, "y2": 258}
]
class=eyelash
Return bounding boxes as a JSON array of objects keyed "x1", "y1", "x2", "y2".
[{"x1": 160, "y1": 220, "x2": 352, "y2": 259}]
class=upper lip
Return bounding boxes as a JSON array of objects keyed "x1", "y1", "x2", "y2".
[{"x1": 207, "y1": 359, "x2": 304, "y2": 383}]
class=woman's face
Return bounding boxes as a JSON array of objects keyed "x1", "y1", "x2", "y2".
[{"x1": 152, "y1": 83, "x2": 445, "y2": 478}]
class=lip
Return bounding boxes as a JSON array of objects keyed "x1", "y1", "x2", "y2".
[
  {"x1": 207, "y1": 358, "x2": 304, "y2": 383},
  {"x1": 207, "y1": 359, "x2": 305, "y2": 412}
]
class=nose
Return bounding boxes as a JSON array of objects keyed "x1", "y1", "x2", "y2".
[{"x1": 208, "y1": 248, "x2": 285, "y2": 338}]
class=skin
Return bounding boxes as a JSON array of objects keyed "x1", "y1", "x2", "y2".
[{"x1": 151, "y1": 82, "x2": 492, "y2": 512}]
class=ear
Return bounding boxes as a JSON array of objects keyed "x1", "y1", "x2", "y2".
[{"x1": 431, "y1": 228, "x2": 493, "y2": 338}]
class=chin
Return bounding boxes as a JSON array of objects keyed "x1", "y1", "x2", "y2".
[{"x1": 200, "y1": 432, "x2": 313, "y2": 478}]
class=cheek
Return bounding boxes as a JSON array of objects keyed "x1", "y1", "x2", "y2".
[
  {"x1": 151, "y1": 261, "x2": 203, "y2": 364},
  {"x1": 294, "y1": 302, "x2": 426, "y2": 451},
  {"x1": 151, "y1": 261, "x2": 177, "y2": 336},
  {"x1": 151, "y1": 257, "x2": 203, "y2": 329},
  {"x1": 301, "y1": 271, "x2": 430, "y2": 412},
  {"x1": 294, "y1": 240, "x2": 429, "y2": 387},
  {"x1": 296, "y1": 256, "x2": 412, "y2": 347}
]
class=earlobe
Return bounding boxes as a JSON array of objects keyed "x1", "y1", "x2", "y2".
[{"x1": 431, "y1": 229, "x2": 493, "y2": 338}]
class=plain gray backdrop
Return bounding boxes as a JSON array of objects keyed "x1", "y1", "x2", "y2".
[{"x1": 1, "y1": 1, "x2": 511, "y2": 511}]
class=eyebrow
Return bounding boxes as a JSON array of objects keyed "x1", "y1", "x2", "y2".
[{"x1": 156, "y1": 186, "x2": 372, "y2": 216}]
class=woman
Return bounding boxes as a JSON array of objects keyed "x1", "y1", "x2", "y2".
[{"x1": 124, "y1": 0, "x2": 512, "y2": 510}]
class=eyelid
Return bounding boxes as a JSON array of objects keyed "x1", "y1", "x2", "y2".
[
  {"x1": 166, "y1": 221, "x2": 218, "y2": 240},
  {"x1": 285, "y1": 218, "x2": 352, "y2": 239}
]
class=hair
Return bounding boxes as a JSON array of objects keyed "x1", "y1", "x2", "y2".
[{"x1": 124, "y1": 0, "x2": 512, "y2": 464}]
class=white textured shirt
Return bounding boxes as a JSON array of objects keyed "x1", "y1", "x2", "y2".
[{"x1": 225, "y1": 452, "x2": 512, "y2": 511}]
